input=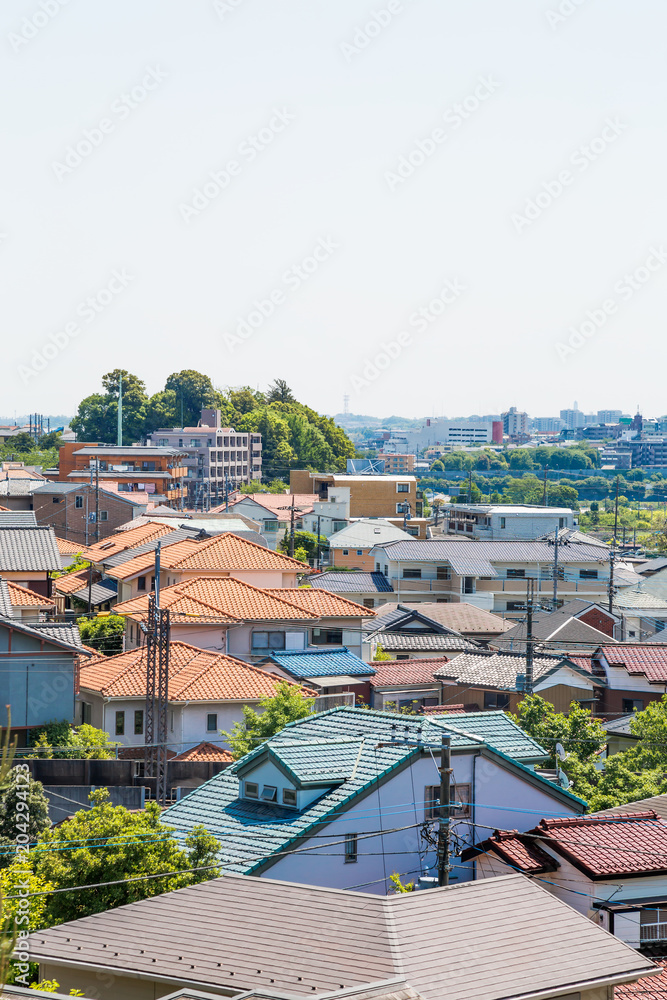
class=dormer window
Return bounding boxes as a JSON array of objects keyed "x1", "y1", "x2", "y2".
[
  {"x1": 282, "y1": 788, "x2": 297, "y2": 807},
  {"x1": 244, "y1": 781, "x2": 259, "y2": 799},
  {"x1": 261, "y1": 785, "x2": 277, "y2": 802}
]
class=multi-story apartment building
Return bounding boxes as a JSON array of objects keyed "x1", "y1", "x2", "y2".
[
  {"x1": 146, "y1": 409, "x2": 262, "y2": 498},
  {"x1": 443, "y1": 504, "x2": 575, "y2": 540},
  {"x1": 32, "y1": 482, "x2": 148, "y2": 544},
  {"x1": 597, "y1": 409, "x2": 623, "y2": 423},
  {"x1": 402, "y1": 418, "x2": 500, "y2": 451},
  {"x1": 54, "y1": 443, "x2": 187, "y2": 506},
  {"x1": 367, "y1": 537, "x2": 612, "y2": 616},
  {"x1": 377, "y1": 452, "x2": 415, "y2": 474},
  {"x1": 501, "y1": 407, "x2": 529, "y2": 438},
  {"x1": 290, "y1": 471, "x2": 423, "y2": 519},
  {"x1": 531, "y1": 417, "x2": 564, "y2": 433},
  {"x1": 560, "y1": 407, "x2": 585, "y2": 430}
]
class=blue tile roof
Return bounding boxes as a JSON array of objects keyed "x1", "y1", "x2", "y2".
[
  {"x1": 263, "y1": 647, "x2": 375, "y2": 679},
  {"x1": 162, "y1": 706, "x2": 570, "y2": 876}
]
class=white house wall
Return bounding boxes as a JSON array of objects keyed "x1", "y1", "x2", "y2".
[{"x1": 535, "y1": 666, "x2": 595, "y2": 694}]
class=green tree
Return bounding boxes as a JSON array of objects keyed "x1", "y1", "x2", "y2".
[
  {"x1": 508, "y1": 450, "x2": 534, "y2": 470},
  {"x1": 38, "y1": 431, "x2": 63, "y2": 450},
  {"x1": 266, "y1": 379, "x2": 296, "y2": 404},
  {"x1": 278, "y1": 530, "x2": 322, "y2": 561},
  {"x1": 0, "y1": 772, "x2": 50, "y2": 867},
  {"x1": 222, "y1": 680, "x2": 315, "y2": 758},
  {"x1": 164, "y1": 370, "x2": 221, "y2": 427},
  {"x1": 77, "y1": 615, "x2": 125, "y2": 656},
  {"x1": 10, "y1": 433, "x2": 35, "y2": 453},
  {"x1": 27, "y1": 724, "x2": 118, "y2": 760},
  {"x1": 71, "y1": 370, "x2": 148, "y2": 444},
  {"x1": 30, "y1": 789, "x2": 220, "y2": 927}
]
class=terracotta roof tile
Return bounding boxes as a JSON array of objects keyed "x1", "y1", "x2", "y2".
[
  {"x1": 6, "y1": 581, "x2": 55, "y2": 608},
  {"x1": 107, "y1": 533, "x2": 309, "y2": 580},
  {"x1": 598, "y1": 645, "x2": 667, "y2": 683},
  {"x1": 114, "y1": 576, "x2": 319, "y2": 624},
  {"x1": 54, "y1": 570, "x2": 90, "y2": 595},
  {"x1": 476, "y1": 829, "x2": 560, "y2": 875},
  {"x1": 171, "y1": 741, "x2": 234, "y2": 763},
  {"x1": 55, "y1": 536, "x2": 86, "y2": 555},
  {"x1": 79, "y1": 641, "x2": 316, "y2": 701},
  {"x1": 265, "y1": 588, "x2": 376, "y2": 618},
  {"x1": 85, "y1": 522, "x2": 174, "y2": 561},
  {"x1": 370, "y1": 657, "x2": 450, "y2": 687},
  {"x1": 616, "y1": 958, "x2": 667, "y2": 999}
]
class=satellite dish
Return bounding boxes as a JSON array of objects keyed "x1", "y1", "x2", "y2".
[
  {"x1": 555, "y1": 743, "x2": 567, "y2": 761},
  {"x1": 558, "y1": 771, "x2": 571, "y2": 790}
]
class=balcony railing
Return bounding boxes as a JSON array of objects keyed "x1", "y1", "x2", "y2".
[{"x1": 640, "y1": 922, "x2": 667, "y2": 942}]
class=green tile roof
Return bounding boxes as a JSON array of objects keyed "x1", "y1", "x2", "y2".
[{"x1": 235, "y1": 738, "x2": 364, "y2": 786}]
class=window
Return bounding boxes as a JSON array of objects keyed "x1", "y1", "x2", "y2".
[
  {"x1": 261, "y1": 785, "x2": 277, "y2": 802},
  {"x1": 342, "y1": 549, "x2": 349, "y2": 556},
  {"x1": 356, "y1": 549, "x2": 363, "y2": 556},
  {"x1": 75, "y1": 495, "x2": 83, "y2": 509},
  {"x1": 207, "y1": 713, "x2": 218, "y2": 732},
  {"x1": 282, "y1": 788, "x2": 297, "y2": 807},
  {"x1": 397, "y1": 483, "x2": 410, "y2": 493},
  {"x1": 402, "y1": 568, "x2": 422, "y2": 579},
  {"x1": 506, "y1": 569, "x2": 525, "y2": 579},
  {"x1": 559, "y1": 517, "x2": 566, "y2": 528},
  {"x1": 424, "y1": 783, "x2": 471, "y2": 820},
  {"x1": 264, "y1": 520, "x2": 280, "y2": 532},
  {"x1": 344, "y1": 833, "x2": 358, "y2": 863},
  {"x1": 137, "y1": 576, "x2": 146, "y2": 591},
  {"x1": 640, "y1": 907, "x2": 667, "y2": 942},
  {"x1": 376, "y1": 562, "x2": 381, "y2": 572},
  {"x1": 484, "y1": 691, "x2": 510, "y2": 710},
  {"x1": 134, "y1": 710, "x2": 144, "y2": 735},
  {"x1": 190, "y1": 439, "x2": 201, "y2": 447},
  {"x1": 436, "y1": 566, "x2": 450, "y2": 580},
  {"x1": 500, "y1": 517, "x2": 506, "y2": 528},
  {"x1": 158, "y1": 438, "x2": 169, "y2": 446},
  {"x1": 251, "y1": 631, "x2": 286, "y2": 651},
  {"x1": 100, "y1": 511, "x2": 108, "y2": 521},
  {"x1": 115, "y1": 711, "x2": 125, "y2": 736},
  {"x1": 580, "y1": 569, "x2": 598, "y2": 580},
  {"x1": 363, "y1": 598, "x2": 375, "y2": 608},
  {"x1": 52, "y1": 496, "x2": 61, "y2": 504},
  {"x1": 333, "y1": 520, "x2": 347, "y2": 532},
  {"x1": 80, "y1": 701, "x2": 92, "y2": 724},
  {"x1": 169, "y1": 710, "x2": 174, "y2": 733},
  {"x1": 245, "y1": 781, "x2": 259, "y2": 799},
  {"x1": 506, "y1": 601, "x2": 525, "y2": 611},
  {"x1": 312, "y1": 628, "x2": 343, "y2": 646},
  {"x1": 462, "y1": 577, "x2": 475, "y2": 595},
  {"x1": 178, "y1": 438, "x2": 183, "y2": 448},
  {"x1": 623, "y1": 698, "x2": 644, "y2": 713}
]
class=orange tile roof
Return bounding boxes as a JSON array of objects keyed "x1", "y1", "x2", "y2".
[
  {"x1": 114, "y1": 576, "x2": 319, "y2": 624},
  {"x1": 107, "y1": 533, "x2": 309, "y2": 581},
  {"x1": 171, "y1": 741, "x2": 234, "y2": 763},
  {"x1": 80, "y1": 641, "x2": 315, "y2": 701},
  {"x1": 85, "y1": 522, "x2": 174, "y2": 561},
  {"x1": 6, "y1": 581, "x2": 56, "y2": 608},
  {"x1": 55, "y1": 536, "x2": 87, "y2": 556},
  {"x1": 266, "y1": 588, "x2": 376, "y2": 618},
  {"x1": 0, "y1": 505, "x2": 9, "y2": 512},
  {"x1": 54, "y1": 570, "x2": 90, "y2": 595}
]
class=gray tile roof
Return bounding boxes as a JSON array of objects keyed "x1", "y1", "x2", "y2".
[
  {"x1": 614, "y1": 587, "x2": 667, "y2": 609},
  {"x1": 0, "y1": 511, "x2": 37, "y2": 526},
  {"x1": 27, "y1": 872, "x2": 657, "y2": 1000},
  {"x1": 0, "y1": 616, "x2": 87, "y2": 654},
  {"x1": 309, "y1": 572, "x2": 394, "y2": 594},
  {"x1": 371, "y1": 539, "x2": 612, "y2": 566},
  {"x1": 32, "y1": 481, "x2": 79, "y2": 495},
  {"x1": 375, "y1": 634, "x2": 480, "y2": 652},
  {"x1": 494, "y1": 601, "x2": 617, "y2": 653},
  {"x1": 71, "y1": 582, "x2": 118, "y2": 606},
  {"x1": 0, "y1": 579, "x2": 14, "y2": 618},
  {"x1": 0, "y1": 526, "x2": 61, "y2": 572},
  {"x1": 434, "y1": 650, "x2": 592, "y2": 692},
  {"x1": 100, "y1": 527, "x2": 203, "y2": 567}
]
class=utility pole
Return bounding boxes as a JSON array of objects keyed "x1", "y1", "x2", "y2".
[
  {"x1": 117, "y1": 373, "x2": 123, "y2": 447},
  {"x1": 144, "y1": 547, "x2": 169, "y2": 806},
  {"x1": 551, "y1": 526, "x2": 559, "y2": 608},
  {"x1": 438, "y1": 735, "x2": 452, "y2": 887},
  {"x1": 278, "y1": 495, "x2": 299, "y2": 558},
  {"x1": 608, "y1": 476, "x2": 619, "y2": 615},
  {"x1": 525, "y1": 578, "x2": 534, "y2": 696},
  {"x1": 542, "y1": 466, "x2": 549, "y2": 506},
  {"x1": 316, "y1": 514, "x2": 322, "y2": 570},
  {"x1": 95, "y1": 462, "x2": 100, "y2": 543}
]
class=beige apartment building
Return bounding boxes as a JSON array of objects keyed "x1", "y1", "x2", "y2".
[{"x1": 290, "y1": 471, "x2": 423, "y2": 520}]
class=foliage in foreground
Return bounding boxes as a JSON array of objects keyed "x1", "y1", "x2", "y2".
[{"x1": 222, "y1": 680, "x2": 315, "y2": 758}]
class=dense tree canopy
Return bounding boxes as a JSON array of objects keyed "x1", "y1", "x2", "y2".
[
  {"x1": 70, "y1": 373, "x2": 355, "y2": 476},
  {"x1": 222, "y1": 680, "x2": 315, "y2": 758}
]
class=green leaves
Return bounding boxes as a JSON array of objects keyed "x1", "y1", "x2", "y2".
[{"x1": 222, "y1": 680, "x2": 315, "y2": 759}]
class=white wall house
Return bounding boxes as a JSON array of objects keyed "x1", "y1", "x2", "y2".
[{"x1": 443, "y1": 504, "x2": 575, "y2": 540}]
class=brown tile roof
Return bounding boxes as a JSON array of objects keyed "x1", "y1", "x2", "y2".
[
  {"x1": 379, "y1": 602, "x2": 513, "y2": 635},
  {"x1": 616, "y1": 958, "x2": 667, "y2": 999},
  {"x1": 370, "y1": 657, "x2": 450, "y2": 688},
  {"x1": 473, "y1": 829, "x2": 560, "y2": 875},
  {"x1": 171, "y1": 741, "x2": 234, "y2": 763},
  {"x1": 85, "y1": 521, "x2": 174, "y2": 561},
  {"x1": 597, "y1": 645, "x2": 667, "y2": 684},
  {"x1": 80, "y1": 641, "x2": 316, "y2": 701},
  {"x1": 107, "y1": 532, "x2": 309, "y2": 581},
  {"x1": 114, "y1": 576, "x2": 319, "y2": 624},
  {"x1": 55, "y1": 536, "x2": 87, "y2": 556},
  {"x1": 265, "y1": 588, "x2": 376, "y2": 618},
  {"x1": 117, "y1": 746, "x2": 177, "y2": 761},
  {"x1": 54, "y1": 570, "x2": 90, "y2": 595},
  {"x1": 475, "y1": 812, "x2": 667, "y2": 879},
  {"x1": 423, "y1": 704, "x2": 467, "y2": 714},
  {"x1": 6, "y1": 581, "x2": 55, "y2": 608}
]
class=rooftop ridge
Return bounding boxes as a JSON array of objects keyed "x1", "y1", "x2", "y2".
[{"x1": 539, "y1": 810, "x2": 659, "y2": 829}]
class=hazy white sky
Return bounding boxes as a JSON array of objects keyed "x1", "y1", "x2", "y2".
[{"x1": 3, "y1": 0, "x2": 666, "y2": 420}]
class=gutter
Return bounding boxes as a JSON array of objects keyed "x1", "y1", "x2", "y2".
[{"x1": 25, "y1": 954, "x2": 239, "y2": 996}]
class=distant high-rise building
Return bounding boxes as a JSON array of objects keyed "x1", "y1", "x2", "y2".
[
  {"x1": 501, "y1": 407, "x2": 528, "y2": 437},
  {"x1": 597, "y1": 409, "x2": 623, "y2": 423},
  {"x1": 532, "y1": 417, "x2": 564, "y2": 433},
  {"x1": 560, "y1": 408, "x2": 585, "y2": 430}
]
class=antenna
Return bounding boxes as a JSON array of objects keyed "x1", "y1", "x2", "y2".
[{"x1": 343, "y1": 394, "x2": 350, "y2": 415}]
